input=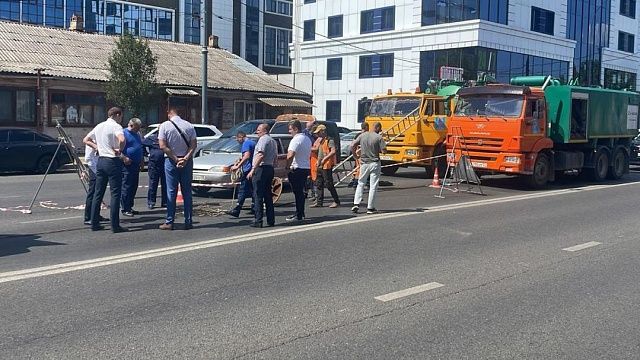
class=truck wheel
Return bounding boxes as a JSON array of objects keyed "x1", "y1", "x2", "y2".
[
  {"x1": 526, "y1": 153, "x2": 550, "y2": 188},
  {"x1": 607, "y1": 148, "x2": 627, "y2": 180},
  {"x1": 381, "y1": 165, "x2": 399, "y2": 176},
  {"x1": 589, "y1": 150, "x2": 609, "y2": 182}
]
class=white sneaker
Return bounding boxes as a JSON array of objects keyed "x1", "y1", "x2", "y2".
[{"x1": 351, "y1": 205, "x2": 359, "y2": 213}]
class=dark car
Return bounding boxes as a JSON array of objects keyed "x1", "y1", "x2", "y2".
[{"x1": 0, "y1": 128, "x2": 73, "y2": 173}]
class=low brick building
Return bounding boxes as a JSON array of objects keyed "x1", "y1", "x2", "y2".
[{"x1": 0, "y1": 21, "x2": 312, "y2": 142}]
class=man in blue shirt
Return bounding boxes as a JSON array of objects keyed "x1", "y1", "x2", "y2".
[
  {"x1": 227, "y1": 131, "x2": 256, "y2": 218},
  {"x1": 120, "y1": 118, "x2": 144, "y2": 217},
  {"x1": 143, "y1": 131, "x2": 167, "y2": 209}
]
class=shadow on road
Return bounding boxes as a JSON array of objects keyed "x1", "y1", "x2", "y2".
[{"x1": 0, "y1": 234, "x2": 65, "y2": 257}]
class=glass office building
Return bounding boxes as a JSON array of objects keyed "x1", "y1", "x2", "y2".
[{"x1": 0, "y1": 0, "x2": 175, "y2": 41}]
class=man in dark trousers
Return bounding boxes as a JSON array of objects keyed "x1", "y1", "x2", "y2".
[
  {"x1": 158, "y1": 108, "x2": 197, "y2": 230},
  {"x1": 247, "y1": 123, "x2": 277, "y2": 228},
  {"x1": 311, "y1": 124, "x2": 340, "y2": 208},
  {"x1": 90, "y1": 107, "x2": 128, "y2": 233},
  {"x1": 227, "y1": 131, "x2": 256, "y2": 218},
  {"x1": 286, "y1": 120, "x2": 312, "y2": 222},
  {"x1": 120, "y1": 118, "x2": 143, "y2": 217},
  {"x1": 143, "y1": 130, "x2": 167, "y2": 209}
]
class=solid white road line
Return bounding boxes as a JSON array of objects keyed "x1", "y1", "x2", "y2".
[
  {"x1": 19, "y1": 216, "x2": 82, "y2": 224},
  {"x1": 1, "y1": 181, "x2": 639, "y2": 284},
  {"x1": 562, "y1": 241, "x2": 602, "y2": 252},
  {"x1": 375, "y1": 282, "x2": 445, "y2": 302}
]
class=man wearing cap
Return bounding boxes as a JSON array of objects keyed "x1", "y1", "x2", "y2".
[
  {"x1": 310, "y1": 124, "x2": 340, "y2": 208},
  {"x1": 286, "y1": 120, "x2": 312, "y2": 222},
  {"x1": 247, "y1": 123, "x2": 277, "y2": 228}
]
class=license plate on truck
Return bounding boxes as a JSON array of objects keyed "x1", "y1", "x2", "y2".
[
  {"x1": 471, "y1": 162, "x2": 488, "y2": 168},
  {"x1": 380, "y1": 155, "x2": 393, "y2": 161}
]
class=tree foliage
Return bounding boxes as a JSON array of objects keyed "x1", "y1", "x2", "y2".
[{"x1": 106, "y1": 33, "x2": 158, "y2": 117}]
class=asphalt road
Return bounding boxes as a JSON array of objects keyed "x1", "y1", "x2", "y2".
[{"x1": 1, "y1": 168, "x2": 640, "y2": 359}]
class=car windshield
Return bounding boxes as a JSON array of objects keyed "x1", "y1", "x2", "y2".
[
  {"x1": 455, "y1": 95, "x2": 524, "y2": 117},
  {"x1": 369, "y1": 97, "x2": 421, "y2": 117},
  {"x1": 221, "y1": 122, "x2": 262, "y2": 138},
  {"x1": 341, "y1": 132, "x2": 358, "y2": 141},
  {"x1": 202, "y1": 137, "x2": 241, "y2": 153}
]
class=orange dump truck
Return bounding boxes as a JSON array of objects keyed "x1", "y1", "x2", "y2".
[{"x1": 447, "y1": 76, "x2": 639, "y2": 187}]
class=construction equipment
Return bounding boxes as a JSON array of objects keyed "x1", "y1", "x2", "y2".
[
  {"x1": 362, "y1": 85, "x2": 461, "y2": 177},
  {"x1": 447, "y1": 75, "x2": 640, "y2": 188}
]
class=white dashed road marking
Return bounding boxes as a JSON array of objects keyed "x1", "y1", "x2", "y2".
[
  {"x1": 562, "y1": 241, "x2": 602, "y2": 252},
  {"x1": 375, "y1": 282, "x2": 445, "y2": 302}
]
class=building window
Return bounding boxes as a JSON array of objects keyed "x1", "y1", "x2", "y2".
[
  {"x1": 50, "y1": 92, "x2": 106, "y2": 126},
  {"x1": 359, "y1": 54, "x2": 394, "y2": 78},
  {"x1": 304, "y1": 0, "x2": 316, "y2": 3},
  {"x1": 531, "y1": 7, "x2": 554, "y2": 35},
  {"x1": 45, "y1": 0, "x2": 65, "y2": 28},
  {"x1": 618, "y1": 31, "x2": 635, "y2": 53},
  {"x1": 328, "y1": 15, "x2": 343, "y2": 38},
  {"x1": 422, "y1": 0, "x2": 508, "y2": 26},
  {"x1": 0, "y1": 0, "x2": 21, "y2": 21},
  {"x1": 0, "y1": 88, "x2": 36, "y2": 125},
  {"x1": 604, "y1": 68, "x2": 637, "y2": 90},
  {"x1": 419, "y1": 47, "x2": 570, "y2": 87},
  {"x1": 327, "y1": 58, "x2": 342, "y2": 80},
  {"x1": 184, "y1": 0, "x2": 201, "y2": 44},
  {"x1": 245, "y1": 0, "x2": 260, "y2": 66},
  {"x1": 265, "y1": 26, "x2": 292, "y2": 67},
  {"x1": 326, "y1": 101, "x2": 342, "y2": 122},
  {"x1": 621, "y1": 0, "x2": 636, "y2": 18},
  {"x1": 303, "y1": 19, "x2": 315, "y2": 41},
  {"x1": 361, "y1": 6, "x2": 395, "y2": 34},
  {"x1": 265, "y1": 0, "x2": 293, "y2": 16}
]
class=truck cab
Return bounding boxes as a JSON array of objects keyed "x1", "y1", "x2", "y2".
[{"x1": 365, "y1": 88, "x2": 455, "y2": 176}]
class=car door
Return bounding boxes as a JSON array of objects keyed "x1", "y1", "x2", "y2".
[
  {"x1": 0, "y1": 130, "x2": 9, "y2": 171},
  {"x1": 7, "y1": 129, "x2": 37, "y2": 171},
  {"x1": 274, "y1": 138, "x2": 289, "y2": 179}
]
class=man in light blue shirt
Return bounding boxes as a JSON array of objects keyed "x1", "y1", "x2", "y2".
[{"x1": 158, "y1": 108, "x2": 197, "y2": 230}]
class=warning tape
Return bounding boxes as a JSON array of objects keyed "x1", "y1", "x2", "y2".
[{"x1": 379, "y1": 154, "x2": 447, "y2": 169}]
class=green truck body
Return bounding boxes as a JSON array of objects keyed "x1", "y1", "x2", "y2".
[{"x1": 545, "y1": 85, "x2": 640, "y2": 143}]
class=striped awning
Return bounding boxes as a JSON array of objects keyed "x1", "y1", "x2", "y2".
[{"x1": 258, "y1": 97, "x2": 314, "y2": 108}]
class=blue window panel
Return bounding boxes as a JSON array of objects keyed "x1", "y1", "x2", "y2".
[
  {"x1": 359, "y1": 54, "x2": 394, "y2": 78},
  {"x1": 0, "y1": 0, "x2": 21, "y2": 21},
  {"x1": 326, "y1": 101, "x2": 341, "y2": 122},
  {"x1": 303, "y1": 19, "x2": 315, "y2": 40},
  {"x1": 361, "y1": 6, "x2": 394, "y2": 34},
  {"x1": 327, "y1": 58, "x2": 342, "y2": 80}
]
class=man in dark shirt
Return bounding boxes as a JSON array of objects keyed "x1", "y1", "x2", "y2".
[
  {"x1": 227, "y1": 131, "x2": 256, "y2": 218},
  {"x1": 143, "y1": 131, "x2": 167, "y2": 209}
]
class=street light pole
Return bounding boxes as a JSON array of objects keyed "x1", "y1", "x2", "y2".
[{"x1": 200, "y1": 0, "x2": 208, "y2": 125}]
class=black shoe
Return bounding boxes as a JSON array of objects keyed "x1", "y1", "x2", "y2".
[
  {"x1": 226, "y1": 209, "x2": 240, "y2": 218},
  {"x1": 266, "y1": 223, "x2": 275, "y2": 227},
  {"x1": 131, "y1": 210, "x2": 140, "y2": 215},
  {"x1": 121, "y1": 211, "x2": 134, "y2": 217},
  {"x1": 250, "y1": 222, "x2": 263, "y2": 228},
  {"x1": 366, "y1": 208, "x2": 378, "y2": 214},
  {"x1": 112, "y1": 226, "x2": 129, "y2": 233},
  {"x1": 91, "y1": 225, "x2": 105, "y2": 231},
  {"x1": 184, "y1": 223, "x2": 193, "y2": 230},
  {"x1": 98, "y1": 216, "x2": 109, "y2": 222},
  {"x1": 351, "y1": 205, "x2": 359, "y2": 214}
]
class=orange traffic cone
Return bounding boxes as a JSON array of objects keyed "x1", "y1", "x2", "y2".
[
  {"x1": 176, "y1": 184, "x2": 184, "y2": 205},
  {"x1": 430, "y1": 167, "x2": 441, "y2": 188}
]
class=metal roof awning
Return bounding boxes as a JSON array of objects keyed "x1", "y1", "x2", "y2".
[
  {"x1": 258, "y1": 97, "x2": 314, "y2": 108},
  {"x1": 166, "y1": 88, "x2": 200, "y2": 96}
]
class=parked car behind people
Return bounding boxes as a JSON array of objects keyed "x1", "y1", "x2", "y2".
[{"x1": 0, "y1": 128, "x2": 73, "y2": 173}]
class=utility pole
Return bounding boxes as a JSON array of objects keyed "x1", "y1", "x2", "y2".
[{"x1": 200, "y1": 0, "x2": 208, "y2": 124}]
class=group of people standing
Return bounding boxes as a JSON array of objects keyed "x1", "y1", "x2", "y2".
[
  {"x1": 226, "y1": 118, "x2": 387, "y2": 227},
  {"x1": 82, "y1": 107, "x2": 197, "y2": 233}
]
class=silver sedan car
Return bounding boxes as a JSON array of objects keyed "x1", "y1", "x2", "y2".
[{"x1": 191, "y1": 134, "x2": 292, "y2": 196}]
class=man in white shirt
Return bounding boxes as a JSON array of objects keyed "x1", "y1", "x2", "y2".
[
  {"x1": 90, "y1": 107, "x2": 128, "y2": 233},
  {"x1": 286, "y1": 120, "x2": 312, "y2": 222},
  {"x1": 158, "y1": 108, "x2": 197, "y2": 230}
]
